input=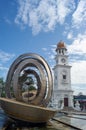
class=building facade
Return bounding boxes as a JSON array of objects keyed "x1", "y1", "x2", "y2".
[{"x1": 52, "y1": 41, "x2": 73, "y2": 109}]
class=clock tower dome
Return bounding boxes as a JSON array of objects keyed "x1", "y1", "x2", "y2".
[
  {"x1": 55, "y1": 41, "x2": 68, "y2": 65},
  {"x1": 53, "y1": 41, "x2": 73, "y2": 109}
]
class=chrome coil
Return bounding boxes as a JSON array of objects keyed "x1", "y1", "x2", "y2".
[{"x1": 5, "y1": 53, "x2": 53, "y2": 107}]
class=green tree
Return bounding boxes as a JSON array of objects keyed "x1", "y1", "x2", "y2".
[
  {"x1": 0, "y1": 77, "x2": 4, "y2": 85},
  {"x1": 0, "y1": 77, "x2": 6, "y2": 97}
]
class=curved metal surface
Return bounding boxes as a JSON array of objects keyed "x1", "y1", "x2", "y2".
[
  {"x1": 5, "y1": 53, "x2": 53, "y2": 107},
  {"x1": 13, "y1": 59, "x2": 46, "y2": 105}
]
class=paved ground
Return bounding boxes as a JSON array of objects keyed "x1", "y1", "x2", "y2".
[{"x1": 54, "y1": 110, "x2": 86, "y2": 130}]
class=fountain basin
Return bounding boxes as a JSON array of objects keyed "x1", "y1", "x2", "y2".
[{"x1": 0, "y1": 98, "x2": 57, "y2": 123}]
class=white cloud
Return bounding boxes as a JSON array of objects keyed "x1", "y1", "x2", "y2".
[
  {"x1": 50, "y1": 44, "x2": 56, "y2": 48},
  {"x1": 56, "y1": 0, "x2": 75, "y2": 24},
  {"x1": 68, "y1": 32, "x2": 86, "y2": 55},
  {"x1": 49, "y1": 54, "x2": 54, "y2": 60},
  {"x1": 42, "y1": 48, "x2": 47, "y2": 51},
  {"x1": 42, "y1": 44, "x2": 56, "y2": 68},
  {"x1": 0, "y1": 51, "x2": 15, "y2": 79},
  {"x1": 0, "y1": 50, "x2": 15, "y2": 63},
  {"x1": 67, "y1": 32, "x2": 73, "y2": 39},
  {"x1": 72, "y1": 0, "x2": 86, "y2": 28},
  {"x1": 0, "y1": 64, "x2": 8, "y2": 71},
  {"x1": 71, "y1": 61, "x2": 86, "y2": 84},
  {"x1": 72, "y1": 84, "x2": 86, "y2": 95},
  {"x1": 0, "y1": 64, "x2": 9, "y2": 79},
  {"x1": 67, "y1": 32, "x2": 86, "y2": 84},
  {"x1": 15, "y1": 0, "x2": 75, "y2": 35}
]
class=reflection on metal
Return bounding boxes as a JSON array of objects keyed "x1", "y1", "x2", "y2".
[
  {"x1": 5, "y1": 53, "x2": 53, "y2": 107},
  {"x1": 0, "y1": 53, "x2": 57, "y2": 123}
]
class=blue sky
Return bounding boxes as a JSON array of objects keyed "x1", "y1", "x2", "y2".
[{"x1": 0, "y1": 0, "x2": 86, "y2": 95}]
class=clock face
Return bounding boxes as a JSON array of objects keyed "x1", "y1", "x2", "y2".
[{"x1": 61, "y1": 58, "x2": 66, "y2": 63}]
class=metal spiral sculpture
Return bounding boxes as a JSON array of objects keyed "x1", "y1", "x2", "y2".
[{"x1": 5, "y1": 53, "x2": 53, "y2": 107}]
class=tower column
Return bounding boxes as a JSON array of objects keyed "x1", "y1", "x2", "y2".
[{"x1": 53, "y1": 41, "x2": 73, "y2": 109}]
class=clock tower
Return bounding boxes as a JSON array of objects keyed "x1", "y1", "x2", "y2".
[{"x1": 53, "y1": 41, "x2": 73, "y2": 109}]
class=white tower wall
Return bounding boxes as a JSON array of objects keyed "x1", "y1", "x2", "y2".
[{"x1": 52, "y1": 41, "x2": 73, "y2": 109}]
